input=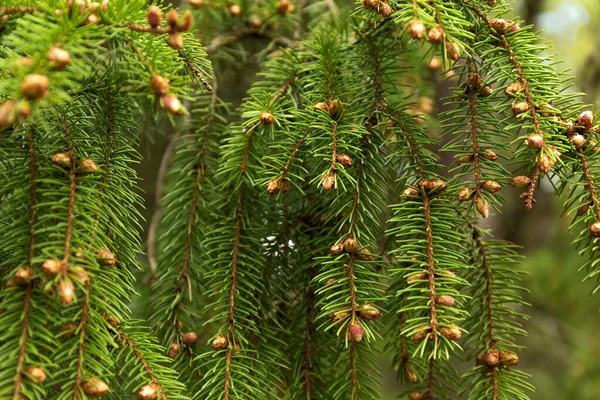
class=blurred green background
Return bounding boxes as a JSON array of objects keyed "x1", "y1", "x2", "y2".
[{"x1": 137, "y1": 1, "x2": 600, "y2": 398}]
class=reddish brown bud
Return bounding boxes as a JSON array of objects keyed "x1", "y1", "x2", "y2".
[
  {"x1": 71, "y1": 266, "x2": 91, "y2": 285},
  {"x1": 348, "y1": 322, "x2": 364, "y2": 342},
  {"x1": 0, "y1": 101, "x2": 17, "y2": 129},
  {"x1": 406, "y1": 273, "x2": 428, "y2": 285},
  {"x1": 58, "y1": 278, "x2": 74, "y2": 305},
  {"x1": 178, "y1": 11, "x2": 194, "y2": 32},
  {"x1": 168, "y1": 342, "x2": 180, "y2": 358},
  {"x1": 577, "y1": 202, "x2": 590, "y2": 216},
  {"x1": 78, "y1": 159, "x2": 98, "y2": 173},
  {"x1": 537, "y1": 153, "x2": 555, "y2": 173},
  {"x1": 147, "y1": 6, "x2": 163, "y2": 28},
  {"x1": 343, "y1": 238, "x2": 360, "y2": 253},
  {"x1": 189, "y1": 0, "x2": 205, "y2": 9},
  {"x1": 499, "y1": 351, "x2": 519, "y2": 367},
  {"x1": 82, "y1": 378, "x2": 109, "y2": 397},
  {"x1": 475, "y1": 197, "x2": 489, "y2": 218},
  {"x1": 466, "y1": 73, "x2": 483, "y2": 90},
  {"x1": 21, "y1": 74, "x2": 49, "y2": 100},
  {"x1": 510, "y1": 176, "x2": 531, "y2": 188},
  {"x1": 411, "y1": 326, "x2": 431, "y2": 343},
  {"x1": 490, "y1": 18, "x2": 510, "y2": 33},
  {"x1": 25, "y1": 367, "x2": 46, "y2": 384},
  {"x1": 329, "y1": 244, "x2": 344, "y2": 255},
  {"x1": 362, "y1": 0, "x2": 380, "y2": 9},
  {"x1": 42, "y1": 259, "x2": 62, "y2": 276},
  {"x1": 377, "y1": 2, "x2": 392, "y2": 18},
  {"x1": 571, "y1": 134, "x2": 586, "y2": 149},
  {"x1": 48, "y1": 47, "x2": 71, "y2": 71},
  {"x1": 276, "y1": 0, "x2": 292, "y2": 15},
  {"x1": 15, "y1": 267, "x2": 34, "y2": 285},
  {"x1": 457, "y1": 155, "x2": 474, "y2": 165},
  {"x1": 579, "y1": 111, "x2": 594, "y2": 130},
  {"x1": 229, "y1": 4, "x2": 242, "y2": 16},
  {"x1": 408, "y1": 393, "x2": 423, "y2": 400},
  {"x1": 328, "y1": 99, "x2": 344, "y2": 120},
  {"x1": 435, "y1": 295, "x2": 455, "y2": 307},
  {"x1": 425, "y1": 179, "x2": 447, "y2": 193},
  {"x1": 138, "y1": 383, "x2": 159, "y2": 400},
  {"x1": 314, "y1": 101, "x2": 329, "y2": 112},
  {"x1": 526, "y1": 133, "x2": 545, "y2": 149},
  {"x1": 480, "y1": 149, "x2": 498, "y2": 161},
  {"x1": 259, "y1": 111, "x2": 275, "y2": 126},
  {"x1": 358, "y1": 303, "x2": 380, "y2": 320},
  {"x1": 407, "y1": 20, "x2": 425, "y2": 40},
  {"x1": 97, "y1": 249, "x2": 116, "y2": 266},
  {"x1": 479, "y1": 86, "x2": 493, "y2": 97},
  {"x1": 52, "y1": 152, "x2": 71, "y2": 169},
  {"x1": 440, "y1": 325, "x2": 462, "y2": 340},
  {"x1": 161, "y1": 95, "x2": 183, "y2": 115},
  {"x1": 402, "y1": 187, "x2": 419, "y2": 197},
  {"x1": 336, "y1": 154, "x2": 353, "y2": 167},
  {"x1": 446, "y1": 41, "x2": 460, "y2": 62},
  {"x1": 248, "y1": 16, "x2": 263, "y2": 29},
  {"x1": 403, "y1": 364, "x2": 418, "y2": 383},
  {"x1": 483, "y1": 350, "x2": 500, "y2": 367},
  {"x1": 167, "y1": 34, "x2": 184, "y2": 50},
  {"x1": 458, "y1": 187, "x2": 474, "y2": 202},
  {"x1": 427, "y1": 27, "x2": 443, "y2": 43},
  {"x1": 482, "y1": 180, "x2": 501, "y2": 194},
  {"x1": 266, "y1": 177, "x2": 282, "y2": 194},
  {"x1": 589, "y1": 222, "x2": 600, "y2": 237},
  {"x1": 321, "y1": 173, "x2": 335, "y2": 191},
  {"x1": 182, "y1": 331, "x2": 198, "y2": 346},
  {"x1": 150, "y1": 75, "x2": 170, "y2": 96},
  {"x1": 512, "y1": 101, "x2": 530, "y2": 115},
  {"x1": 212, "y1": 334, "x2": 228, "y2": 351},
  {"x1": 428, "y1": 56, "x2": 443, "y2": 71},
  {"x1": 166, "y1": 9, "x2": 179, "y2": 27}
]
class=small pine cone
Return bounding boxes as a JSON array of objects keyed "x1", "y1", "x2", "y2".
[
  {"x1": 97, "y1": 249, "x2": 116, "y2": 266},
  {"x1": 537, "y1": 153, "x2": 554, "y2": 173},
  {"x1": 83, "y1": 377, "x2": 109, "y2": 398},
  {"x1": 526, "y1": 133, "x2": 545, "y2": 149},
  {"x1": 435, "y1": 295, "x2": 455, "y2": 307},
  {"x1": 314, "y1": 101, "x2": 329, "y2": 112},
  {"x1": 59, "y1": 322, "x2": 78, "y2": 337},
  {"x1": 589, "y1": 222, "x2": 600, "y2": 237},
  {"x1": 229, "y1": 4, "x2": 242, "y2": 16},
  {"x1": 578, "y1": 111, "x2": 594, "y2": 130},
  {"x1": 321, "y1": 173, "x2": 335, "y2": 191},
  {"x1": 479, "y1": 86, "x2": 493, "y2": 97},
  {"x1": 259, "y1": 111, "x2": 275, "y2": 126},
  {"x1": 212, "y1": 334, "x2": 228, "y2": 351},
  {"x1": 357, "y1": 248, "x2": 373, "y2": 261},
  {"x1": 58, "y1": 278, "x2": 74, "y2": 305},
  {"x1": 446, "y1": 41, "x2": 460, "y2": 62},
  {"x1": 248, "y1": 16, "x2": 263, "y2": 29},
  {"x1": 328, "y1": 99, "x2": 343, "y2": 120},
  {"x1": 161, "y1": 95, "x2": 183, "y2": 115},
  {"x1": 362, "y1": 0, "x2": 380, "y2": 9},
  {"x1": 266, "y1": 177, "x2": 282, "y2": 194},
  {"x1": 411, "y1": 326, "x2": 430, "y2": 343},
  {"x1": 189, "y1": 0, "x2": 205, "y2": 9},
  {"x1": 466, "y1": 73, "x2": 483, "y2": 90},
  {"x1": 483, "y1": 350, "x2": 500, "y2": 367},
  {"x1": 426, "y1": 27, "x2": 443, "y2": 43},
  {"x1": 358, "y1": 303, "x2": 380, "y2": 320},
  {"x1": 25, "y1": 367, "x2": 46, "y2": 384},
  {"x1": 406, "y1": 272, "x2": 428, "y2": 285},
  {"x1": 336, "y1": 154, "x2": 352, "y2": 167},
  {"x1": 343, "y1": 238, "x2": 360, "y2": 253},
  {"x1": 510, "y1": 176, "x2": 531, "y2": 188},
  {"x1": 408, "y1": 393, "x2": 422, "y2": 400},
  {"x1": 439, "y1": 325, "x2": 462, "y2": 340},
  {"x1": 402, "y1": 187, "x2": 419, "y2": 197},
  {"x1": 571, "y1": 134, "x2": 586, "y2": 149},
  {"x1": 407, "y1": 20, "x2": 425, "y2": 40},
  {"x1": 490, "y1": 18, "x2": 509, "y2": 34},
  {"x1": 348, "y1": 322, "x2": 364, "y2": 342},
  {"x1": 512, "y1": 101, "x2": 530, "y2": 115},
  {"x1": 168, "y1": 342, "x2": 180, "y2": 358},
  {"x1": 150, "y1": 75, "x2": 170, "y2": 96},
  {"x1": 138, "y1": 383, "x2": 159, "y2": 400},
  {"x1": 475, "y1": 197, "x2": 489, "y2": 218},
  {"x1": 276, "y1": 0, "x2": 292, "y2": 15},
  {"x1": 330, "y1": 311, "x2": 349, "y2": 325},
  {"x1": 166, "y1": 9, "x2": 179, "y2": 27},
  {"x1": 457, "y1": 155, "x2": 474, "y2": 165},
  {"x1": 78, "y1": 159, "x2": 98, "y2": 173},
  {"x1": 177, "y1": 11, "x2": 194, "y2": 32},
  {"x1": 15, "y1": 267, "x2": 34, "y2": 285},
  {"x1": 0, "y1": 101, "x2": 17, "y2": 129},
  {"x1": 167, "y1": 34, "x2": 184, "y2": 50},
  {"x1": 480, "y1": 149, "x2": 498, "y2": 161},
  {"x1": 329, "y1": 243, "x2": 344, "y2": 255},
  {"x1": 147, "y1": 6, "x2": 163, "y2": 27},
  {"x1": 52, "y1": 152, "x2": 72, "y2": 169},
  {"x1": 48, "y1": 47, "x2": 71, "y2": 71},
  {"x1": 458, "y1": 187, "x2": 474, "y2": 202},
  {"x1": 509, "y1": 23, "x2": 521, "y2": 32},
  {"x1": 182, "y1": 332, "x2": 198, "y2": 346},
  {"x1": 21, "y1": 74, "x2": 49, "y2": 100},
  {"x1": 482, "y1": 180, "x2": 501, "y2": 194},
  {"x1": 499, "y1": 351, "x2": 519, "y2": 367},
  {"x1": 377, "y1": 2, "x2": 392, "y2": 18},
  {"x1": 403, "y1": 363, "x2": 418, "y2": 383}
]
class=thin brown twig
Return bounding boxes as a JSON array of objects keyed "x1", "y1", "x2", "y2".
[
  {"x1": 423, "y1": 194, "x2": 438, "y2": 334},
  {"x1": 73, "y1": 282, "x2": 91, "y2": 400}
]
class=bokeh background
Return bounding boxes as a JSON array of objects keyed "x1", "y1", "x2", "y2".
[{"x1": 137, "y1": 1, "x2": 600, "y2": 398}]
